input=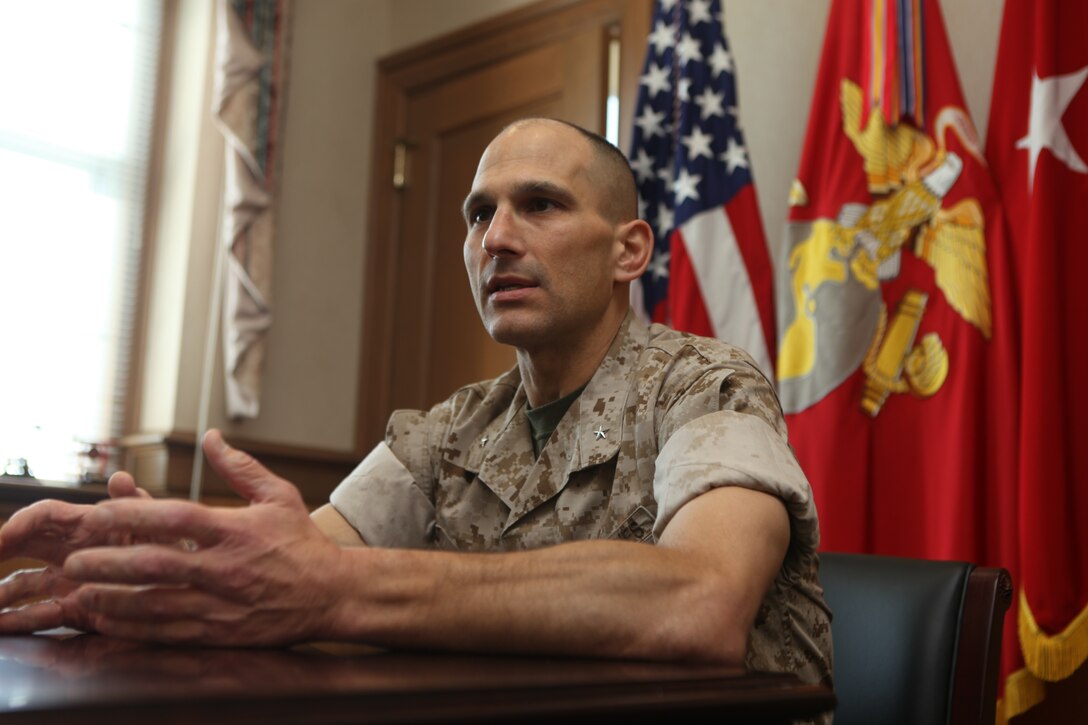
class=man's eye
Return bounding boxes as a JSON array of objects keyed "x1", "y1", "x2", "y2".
[
  {"x1": 470, "y1": 207, "x2": 493, "y2": 224},
  {"x1": 528, "y1": 198, "x2": 557, "y2": 213}
]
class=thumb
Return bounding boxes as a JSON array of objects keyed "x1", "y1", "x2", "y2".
[{"x1": 202, "y1": 429, "x2": 304, "y2": 508}]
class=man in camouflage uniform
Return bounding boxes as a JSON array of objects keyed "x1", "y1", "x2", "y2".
[{"x1": 0, "y1": 120, "x2": 831, "y2": 697}]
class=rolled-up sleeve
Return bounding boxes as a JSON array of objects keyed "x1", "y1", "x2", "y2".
[
  {"x1": 330, "y1": 442, "x2": 435, "y2": 549},
  {"x1": 651, "y1": 410, "x2": 819, "y2": 575}
]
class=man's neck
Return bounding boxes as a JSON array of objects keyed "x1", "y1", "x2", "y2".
[{"x1": 516, "y1": 308, "x2": 628, "y2": 408}]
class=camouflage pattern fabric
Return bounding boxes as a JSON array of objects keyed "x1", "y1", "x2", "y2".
[{"x1": 331, "y1": 313, "x2": 832, "y2": 694}]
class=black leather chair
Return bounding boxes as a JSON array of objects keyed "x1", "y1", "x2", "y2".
[{"x1": 819, "y1": 553, "x2": 1012, "y2": 725}]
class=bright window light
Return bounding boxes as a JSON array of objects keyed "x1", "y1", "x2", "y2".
[{"x1": 0, "y1": 0, "x2": 161, "y2": 482}]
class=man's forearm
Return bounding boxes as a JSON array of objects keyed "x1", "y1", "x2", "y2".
[
  {"x1": 316, "y1": 486, "x2": 788, "y2": 664},
  {"x1": 322, "y1": 540, "x2": 746, "y2": 664},
  {"x1": 311, "y1": 504, "x2": 367, "y2": 547}
]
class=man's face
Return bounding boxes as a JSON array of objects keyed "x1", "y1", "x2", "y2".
[{"x1": 462, "y1": 122, "x2": 620, "y2": 351}]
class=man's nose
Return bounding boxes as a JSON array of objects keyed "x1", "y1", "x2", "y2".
[{"x1": 481, "y1": 207, "x2": 524, "y2": 260}]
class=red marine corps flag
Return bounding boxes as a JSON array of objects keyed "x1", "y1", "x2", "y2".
[
  {"x1": 628, "y1": 0, "x2": 775, "y2": 378},
  {"x1": 986, "y1": 0, "x2": 1088, "y2": 718},
  {"x1": 777, "y1": 0, "x2": 1020, "y2": 708}
]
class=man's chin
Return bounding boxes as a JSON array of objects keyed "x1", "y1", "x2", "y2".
[
  {"x1": 485, "y1": 318, "x2": 547, "y2": 349},
  {"x1": 487, "y1": 326, "x2": 533, "y2": 349}
]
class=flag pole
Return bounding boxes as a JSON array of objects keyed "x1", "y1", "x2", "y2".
[{"x1": 190, "y1": 172, "x2": 230, "y2": 502}]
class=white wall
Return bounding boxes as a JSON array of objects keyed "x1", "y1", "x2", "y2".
[{"x1": 142, "y1": 0, "x2": 1007, "y2": 456}]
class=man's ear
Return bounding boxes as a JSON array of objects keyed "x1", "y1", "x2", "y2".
[{"x1": 613, "y1": 219, "x2": 653, "y2": 283}]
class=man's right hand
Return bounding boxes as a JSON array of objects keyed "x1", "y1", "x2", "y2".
[
  {"x1": 0, "y1": 473, "x2": 152, "y2": 634},
  {"x1": 6, "y1": 430, "x2": 354, "y2": 646}
]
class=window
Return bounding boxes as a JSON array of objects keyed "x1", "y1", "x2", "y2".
[{"x1": 0, "y1": 0, "x2": 162, "y2": 482}]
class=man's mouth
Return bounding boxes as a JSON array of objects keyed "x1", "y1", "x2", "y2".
[{"x1": 486, "y1": 276, "x2": 537, "y2": 296}]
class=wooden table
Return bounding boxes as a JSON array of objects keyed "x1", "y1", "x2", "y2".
[{"x1": 0, "y1": 634, "x2": 834, "y2": 723}]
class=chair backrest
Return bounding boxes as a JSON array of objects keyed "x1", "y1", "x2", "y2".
[{"x1": 819, "y1": 553, "x2": 1011, "y2": 725}]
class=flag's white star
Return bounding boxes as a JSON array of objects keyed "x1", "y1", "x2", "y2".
[
  {"x1": 678, "y1": 77, "x2": 693, "y2": 102},
  {"x1": 635, "y1": 106, "x2": 666, "y2": 138},
  {"x1": 630, "y1": 148, "x2": 656, "y2": 183},
  {"x1": 676, "y1": 33, "x2": 702, "y2": 67},
  {"x1": 673, "y1": 167, "x2": 702, "y2": 204},
  {"x1": 648, "y1": 20, "x2": 675, "y2": 56},
  {"x1": 688, "y1": 0, "x2": 713, "y2": 25},
  {"x1": 638, "y1": 195, "x2": 648, "y2": 220},
  {"x1": 708, "y1": 44, "x2": 733, "y2": 76},
  {"x1": 721, "y1": 137, "x2": 749, "y2": 173},
  {"x1": 1016, "y1": 64, "x2": 1088, "y2": 191},
  {"x1": 657, "y1": 202, "x2": 674, "y2": 233},
  {"x1": 657, "y1": 163, "x2": 675, "y2": 194},
  {"x1": 640, "y1": 62, "x2": 672, "y2": 97},
  {"x1": 694, "y1": 86, "x2": 725, "y2": 120},
  {"x1": 660, "y1": 0, "x2": 678, "y2": 9},
  {"x1": 649, "y1": 249, "x2": 671, "y2": 280},
  {"x1": 682, "y1": 126, "x2": 715, "y2": 161}
]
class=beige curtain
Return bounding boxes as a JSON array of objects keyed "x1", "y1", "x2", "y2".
[{"x1": 212, "y1": 0, "x2": 291, "y2": 419}]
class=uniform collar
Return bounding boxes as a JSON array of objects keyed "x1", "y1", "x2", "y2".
[{"x1": 463, "y1": 312, "x2": 650, "y2": 531}]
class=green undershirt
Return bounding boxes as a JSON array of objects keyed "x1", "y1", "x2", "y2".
[{"x1": 525, "y1": 384, "x2": 587, "y2": 458}]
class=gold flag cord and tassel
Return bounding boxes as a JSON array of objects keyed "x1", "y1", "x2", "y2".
[{"x1": 999, "y1": 590, "x2": 1088, "y2": 722}]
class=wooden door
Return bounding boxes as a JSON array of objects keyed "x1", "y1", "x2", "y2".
[{"x1": 357, "y1": 0, "x2": 652, "y2": 451}]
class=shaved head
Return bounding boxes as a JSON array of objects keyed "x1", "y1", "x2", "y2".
[{"x1": 495, "y1": 118, "x2": 638, "y2": 224}]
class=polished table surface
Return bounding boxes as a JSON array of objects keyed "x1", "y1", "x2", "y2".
[{"x1": 0, "y1": 633, "x2": 835, "y2": 723}]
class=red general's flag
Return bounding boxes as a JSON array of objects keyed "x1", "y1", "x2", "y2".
[
  {"x1": 628, "y1": 0, "x2": 775, "y2": 378},
  {"x1": 777, "y1": 0, "x2": 1019, "y2": 701},
  {"x1": 986, "y1": 0, "x2": 1088, "y2": 718}
]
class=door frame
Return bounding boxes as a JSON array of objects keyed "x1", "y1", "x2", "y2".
[{"x1": 355, "y1": 0, "x2": 653, "y2": 451}]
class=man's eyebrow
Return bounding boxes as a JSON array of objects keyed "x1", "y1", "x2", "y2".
[
  {"x1": 461, "y1": 180, "x2": 576, "y2": 220},
  {"x1": 461, "y1": 191, "x2": 488, "y2": 221},
  {"x1": 513, "y1": 180, "x2": 576, "y2": 205}
]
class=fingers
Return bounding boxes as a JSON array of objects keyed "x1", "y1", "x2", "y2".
[
  {"x1": 202, "y1": 429, "x2": 304, "y2": 508},
  {"x1": 0, "y1": 599, "x2": 65, "y2": 635},
  {"x1": 107, "y1": 471, "x2": 153, "y2": 500},
  {"x1": 77, "y1": 584, "x2": 222, "y2": 623},
  {"x1": 91, "y1": 617, "x2": 212, "y2": 646},
  {"x1": 77, "y1": 587, "x2": 305, "y2": 647},
  {"x1": 0, "y1": 568, "x2": 70, "y2": 634},
  {"x1": 76, "y1": 585, "x2": 242, "y2": 645},
  {"x1": 0, "y1": 567, "x2": 59, "y2": 609},
  {"x1": 65, "y1": 541, "x2": 255, "y2": 605},
  {"x1": 0, "y1": 499, "x2": 92, "y2": 564},
  {"x1": 65, "y1": 544, "x2": 215, "y2": 590},
  {"x1": 0, "y1": 568, "x2": 92, "y2": 634},
  {"x1": 80, "y1": 498, "x2": 225, "y2": 548}
]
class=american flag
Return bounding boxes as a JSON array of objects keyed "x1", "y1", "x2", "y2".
[{"x1": 628, "y1": 0, "x2": 776, "y2": 377}]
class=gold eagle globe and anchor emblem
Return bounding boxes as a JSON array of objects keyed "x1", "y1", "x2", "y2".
[{"x1": 778, "y1": 78, "x2": 993, "y2": 417}]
